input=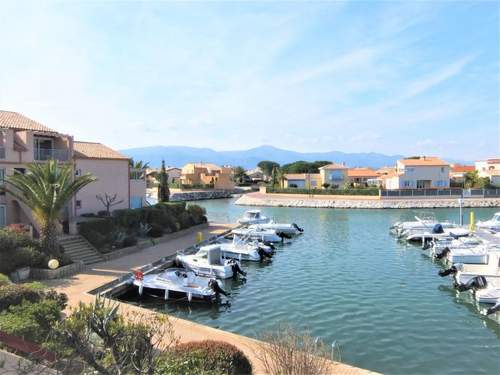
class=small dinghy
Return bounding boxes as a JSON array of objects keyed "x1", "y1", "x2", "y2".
[
  {"x1": 477, "y1": 212, "x2": 500, "y2": 232},
  {"x1": 237, "y1": 210, "x2": 270, "y2": 225},
  {"x1": 176, "y1": 245, "x2": 246, "y2": 279},
  {"x1": 211, "y1": 237, "x2": 273, "y2": 262},
  {"x1": 248, "y1": 221, "x2": 304, "y2": 236},
  {"x1": 132, "y1": 268, "x2": 228, "y2": 302},
  {"x1": 231, "y1": 227, "x2": 286, "y2": 243},
  {"x1": 404, "y1": 225, "x2": 470, "y2": 243}
]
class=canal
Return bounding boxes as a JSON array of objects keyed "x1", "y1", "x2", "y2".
[{"x1": 119, "y1": 199, "x2": 500, "y2": 374}]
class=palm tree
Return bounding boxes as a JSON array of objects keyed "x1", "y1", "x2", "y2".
[
  {"x1": 1, "y1": 160, "x2": 96, "y2": 255},
  {"x1": 129, "y1": 159, "x2": 149, "y2": 169}
]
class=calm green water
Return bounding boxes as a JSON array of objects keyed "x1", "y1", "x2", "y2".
[{"x1": 121, "y1": 199, "x2": 500, "y2": 374}]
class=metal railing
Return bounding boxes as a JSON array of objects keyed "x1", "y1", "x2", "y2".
[
  {"x1": 34, "y1": 148, "x2": 69, "y2": 161},
  {"x1": 381, "y1": 188, "x2": 500, "y2": 198}
]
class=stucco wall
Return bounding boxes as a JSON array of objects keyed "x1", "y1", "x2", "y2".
[{"x1": 74, "y1": 158, "x2": 130, "y2": 215}]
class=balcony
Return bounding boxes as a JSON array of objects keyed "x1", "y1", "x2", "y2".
[{"x1": 34, "y1": 148, "x2": 70, "y2": 161}]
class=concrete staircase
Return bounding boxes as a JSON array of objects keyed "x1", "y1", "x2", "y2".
[{"x1": 59, "y1": 235, "x2": 104, "y2": 265}]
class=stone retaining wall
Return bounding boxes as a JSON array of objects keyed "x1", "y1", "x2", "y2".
[
  {"x1": 30, "y1": 261, "x2": 86, "y2": 280},
  {"x1": 236, "y1": 194, "x2": 500, "y2": 209},
  {"x1": 170, "y1": 190, "x2": 233, "y2": 201}
]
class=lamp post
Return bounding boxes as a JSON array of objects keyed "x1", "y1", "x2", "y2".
[{"x1": 458, "y1": 196, "x2": 464, "y2": 226}]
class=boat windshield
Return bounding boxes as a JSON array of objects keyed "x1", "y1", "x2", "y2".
[{"x1": 196, "y1": 250, "x2": 208, "y2": 259}]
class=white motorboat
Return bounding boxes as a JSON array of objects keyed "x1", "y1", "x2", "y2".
[
  {"x1": 442, "y1": 247, "x2": 491, "y2": 265},
  {"x1": 477, "y1": 212, "x2": 500, "y2": 232},
  {"x1": 248, "y1": 221, "x2": 304, "y2": 236},
  {"x1": 439, "y1": 260, "x2": 500, "y2": 292},
  {"x1": 231, "y1": 227, "x2": 284, "y2": 243},
  {"x1": 237, "y1": 210, "x2": 270, "y2": 225},
  {"x1": 403, "y1": 221, "x2": 469, "y2": 243},
  {"x1": 474, "y1": 287, "x2": 500, "y2": 304},
  {"x1": 390, "y1": 214, "x2": 456, "y2": 237},
  {"x1": 132, "y1": 268, "x2": 228, "y2": 302},
  {"x1": 176, "y1": 245, "x2": 246, "y2": 279},
  {"x1": 212, "y1": 237, "x2": 273, "y2": 262}
]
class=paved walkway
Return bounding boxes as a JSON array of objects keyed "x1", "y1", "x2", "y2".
[{"x1": 47, "y1": 223, "x2": 377, "y2": 374}]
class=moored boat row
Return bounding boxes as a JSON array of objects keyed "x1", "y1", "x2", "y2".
[
  {"x1": 131, "y1": 210, "x2": 303, "y2": 303},
  {"x1": 391, "y1": 212, "x2": 500, "y2": 318}
]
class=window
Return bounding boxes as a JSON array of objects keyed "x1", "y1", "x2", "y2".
[
  {"x1": 406, "y1": 167, "x2": 414, "y2": 173},
  {"x1": 0, "y1": 205, "x2": 5, "y2": 227},
  {"x1": 76, "y1": 200, "x2": 82, "y2": 209},
  {"x1": 441, "y1": 167, "x2": 445, "y2": 173},
  {"x1": 75, "y1": 169, "x2": 82, "y2": 176},
  {"x1": 14, "y1": 168, "x2": 25, "y2": 175},
  {"x1": 403, "y1": 180, "x2": 411, "y2": 188},
  {"x1": 0, "y1": 168, "x2": 5, "y2": 185}
]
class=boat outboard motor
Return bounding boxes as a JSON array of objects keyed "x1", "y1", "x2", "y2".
[
  {"x1": 422, "y1": 242, "x2": 431, "y2": 250},
  {"x1": 208, "y1": 279, "x2": 229, "y2": 297},
  {"x1": 230, "y1": 261, "x2": 247, "y2": 278},
  {"x1": 438, "y1": 265, "x2": 458, "y2": 277},
  {"x1": 277, "y1": 231, "x2": 292, "y2": 241},
  {"x1": 263, "y1": 241, "x2": 276, "y2": 250},
  {"x1": 432, "y1": 224, "x2": 444, "y2": 234},
  {"x1": 292, "y1": 223, "x2": 304, "y2": 232},
  {"x1": 257, "y1": 247, "x2": 273, "y2": 262},
  {"x1": 487, "y1": 301, "x2": 500, "y2": 315},
  {"x1": 435, "y1": 247, "x2": 451, "y2": 260},
  {"x1": 456, "y1": 275, "x2": 488, "y2": 292}
]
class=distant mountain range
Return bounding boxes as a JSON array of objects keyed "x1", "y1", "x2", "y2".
[{"x1": 120, "y1": 145, "x2": 409, "y2": 169}]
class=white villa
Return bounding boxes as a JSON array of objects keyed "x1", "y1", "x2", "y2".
[{"x1": 383, "y1": 156, "x2": 450, "y2": 190}]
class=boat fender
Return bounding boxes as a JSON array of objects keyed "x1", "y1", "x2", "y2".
[
  {"x1": 456, "y1": 275, "x2": 488, "y2": 292},
  {"x1": 292, "y1": 223, "x2": 304, "y2": 232},
  {"x1": 438, "y1": 265, "x2": 457, "y2": 277},
  {"x1": 229, "y1": 260, "x2": 247, "y2": 277},
  {"x1": 134, "y1": 270, "x2": 144, "y2": 280},
  {"x1": 435, "y1": 247, "x2": 451, "y2": 260},
  {"x1": 487, "y1": 301, "x2": 500, "y2": 315},
  {"x1": 209, "y1": 279, "x2": 229, "y2": 297}
]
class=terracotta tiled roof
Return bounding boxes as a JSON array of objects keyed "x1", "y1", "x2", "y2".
[
  {"x1": 399, "y1": 156, "x2": 449, "y2": 166},
  {"x1": 74, "y1": 141, "x2": 129, "y2": 160},
  {"x1": 319, "y1": 163, "x2": 347, "y2": 170},
  {"x1": 376, "y1": 166, "x2": 396, "y2": 175},
  {"x1": 347, "y1": 168, "x2": 379, "y2": 178},
  {"x1": 380, "y1": 171, "x2": 402, "y2": 179},
  {"x1": 0, "y1": 110, "x2": 58, "y2": 133},
  {"x1": 487, "y1": 158, "x2": 500, "y2": 164},
  {"x1": 183, "y1": 163, "x2": 222, "y2": 173},
  {"x1": 451, "y1": 164, "x2": 475, "y2": 173}
]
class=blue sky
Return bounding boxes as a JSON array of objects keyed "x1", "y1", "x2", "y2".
[{"x1": 0, "y1": 1, "x2": 498, "y2": 160}]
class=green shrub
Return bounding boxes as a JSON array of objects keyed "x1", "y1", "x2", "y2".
[
  {"x1": 187, "y1": 204, "x2": 207, "y2": 224},
  {"x1": 0, "y1": 229, "x2": 45, "y2": 274},
  {"x1": 149, "y1": 224, "x2": 164, "y2": 238},
  {"x1": 157, "y1": 340, "x2": 252, "y2": 375},
  {"x1": 78, "y1": 218, "x2": 114, "y2": 251},
  {"x1": 123, "y1": 235, "x2": 138, "y2": 248},
  {"x1": 156, "y1": 202, "x2": 186, "y2": 216},
  {"x1": 0, "y1": 274, "x2": 10, "y2": 286},
  {"x1": 0, "y1": 283, "x2": 66, "y2": 313},
  {"x1": 178, "y1": 211, "x2": 194, "y2": 229},
  {"x1": 0, "y1": 299, "x2": 64, "y2": 343}
]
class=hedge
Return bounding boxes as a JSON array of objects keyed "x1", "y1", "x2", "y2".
[
  {"x1": 0, "y1": 229, "x2": 51, "y2": 274},
  {"x1": 267, "y1": 187, "x2": 380, "y2": 196},
  {"x1": 79, "y1": 203, "x2": 207, "y2": 253},
  {"x1": 157, "y1": 340, "x2": 252, "y2": 375}
]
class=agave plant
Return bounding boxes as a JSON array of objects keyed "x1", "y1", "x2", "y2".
[{"x1": 1, "y1": 160, "x2": 96, "y2": 255}]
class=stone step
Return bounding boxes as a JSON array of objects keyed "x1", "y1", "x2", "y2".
[{"x1": 59, "y1": 235, "x2": 104, "y2": 265}]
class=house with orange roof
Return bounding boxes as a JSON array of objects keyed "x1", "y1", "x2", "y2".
[
  {"x1": 347, "y1": 168, "x2": 379, "y2": 187},
  {"x1": 0, "y1": 110, "x2": 146, "y2": 229},
  {"x1": 318, "y1": 162, "x2": 348, "y2": 188},
  {"x1": 180, "y1": 162, "x2": 234, "y2": 190},
  {"x1": 475, "y1": 158, "x2": 500, "y2": 186},
  {"x1": 384, "y1": 156, "x2": 451, "y2": 189},
  {"x1": 449, "y1": 164, "x2": 475, "y2": 185}
]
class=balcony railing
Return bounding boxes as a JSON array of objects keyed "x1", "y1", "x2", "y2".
[
  {"x1": 34, "y1": 148, "x2": 69, "y2": 161},
  {"x1": 0, "y1": 147, "x2": 5, "y2": 159}
]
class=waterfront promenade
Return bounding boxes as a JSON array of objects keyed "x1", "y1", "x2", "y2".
[
  {"x1": 46, "y1": 223, "x2": 376, "y2": 375},
  {"x1": 236, "y1": 192, "x2": 500, "y2": 209}
]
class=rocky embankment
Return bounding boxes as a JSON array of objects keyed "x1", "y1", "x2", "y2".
[
  {"x1": 171, "y1": 190, "x2": 233, "y2": 201},
  {"x1": 235, "y1": 193, "x2": 500, "y2": 209}
]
